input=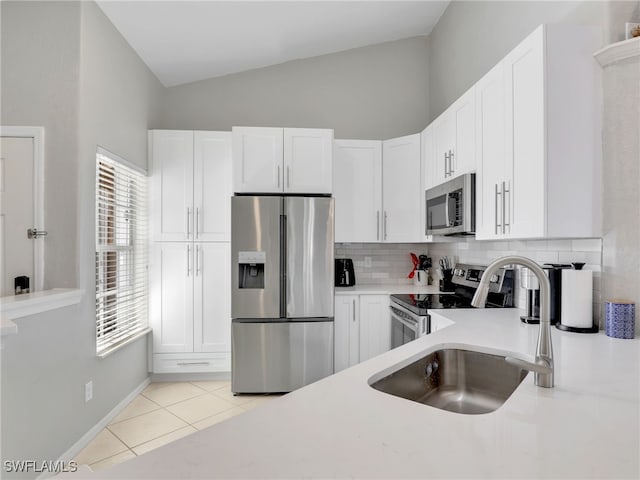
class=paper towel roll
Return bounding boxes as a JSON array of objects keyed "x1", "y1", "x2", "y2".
[{"x1": 561, "y1": 269, "x2": 593, "y2": 328}]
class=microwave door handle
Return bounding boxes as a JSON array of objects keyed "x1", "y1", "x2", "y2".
[{"x1": 444, "y1": 193, "x2": 451, "y2": 227}]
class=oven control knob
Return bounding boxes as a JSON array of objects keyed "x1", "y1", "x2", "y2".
[{"x1": 490, "y1": 274, "x2": 500, "y2": 283}]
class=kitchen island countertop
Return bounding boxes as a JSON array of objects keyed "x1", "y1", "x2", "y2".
[{"x1": 90, "y1": 308, "x2": 640, "y2": 479}]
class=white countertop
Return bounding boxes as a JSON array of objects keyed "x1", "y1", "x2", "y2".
[
  {"x1": 91, "y1": 309, "x2": 640, "y2": 479},
  {"x1": 335, "y1": 283, "x2": 443, "y2": 295}
]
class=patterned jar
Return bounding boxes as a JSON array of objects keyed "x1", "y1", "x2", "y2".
[{"x1": 605, "y1": 300, "x2": 635, "y2": 339}]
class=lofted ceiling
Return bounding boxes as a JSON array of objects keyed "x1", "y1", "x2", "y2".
[{"x1": 96, "y1": 1, "x2": 450, "y2": 87}]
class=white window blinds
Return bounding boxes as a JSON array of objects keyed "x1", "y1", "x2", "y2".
[{"x1": 95, "y1": 148, "x2": 149, "y2": 356}]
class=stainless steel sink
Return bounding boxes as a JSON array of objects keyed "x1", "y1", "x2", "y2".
[{"x1": 370, "y1": 348, "x2": 530, "y2": 414}]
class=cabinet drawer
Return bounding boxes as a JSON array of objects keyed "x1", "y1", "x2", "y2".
[{"x1": 153, "y1": 353, "x2": 230, "y2": 373}]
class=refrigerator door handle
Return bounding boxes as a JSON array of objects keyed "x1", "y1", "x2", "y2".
[{"x1": 280, "y1": 212, "x2": 287, "y2": 317}]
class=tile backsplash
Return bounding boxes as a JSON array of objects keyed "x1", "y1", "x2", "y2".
[{"x1": 336, "y1": 238, "x2": 603, "y2": 325}]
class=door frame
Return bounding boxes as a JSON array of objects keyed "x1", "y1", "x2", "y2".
[{"x1": 0, "y1": 126, "x2": 45, "y2": 291}]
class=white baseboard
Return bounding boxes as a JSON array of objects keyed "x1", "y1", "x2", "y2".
[{"x1": 39, "y1": 377, "x2": 151, "y2": 478}]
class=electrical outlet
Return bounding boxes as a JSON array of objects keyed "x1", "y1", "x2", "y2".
[
  {"x1": 364, "y1": 257, "x2": 372, "y2": 268},
  {"x1": 84, "y1": 381, "x2": 93, "y2": 403}
]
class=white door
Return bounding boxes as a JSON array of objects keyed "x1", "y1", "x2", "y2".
[
  {"x1": 194, "y1": 242, "x2": 231, "y2": 353},
  {"x1": 194, "y1": 131, "x2": 232, "y2": 242},
  {"x1": 232, "y1": 127, "x2": 283, "y2": 193},
  {"x1": 149, "y1": 242, "x2": 194, "y2": 353},
  {"x1": 284, "y1": 128, "x2": 333, "y2": 194},
  {"x1": 505, "y1": 28, "x2": 546, "y2": 239},
  {"x1": 452, "y1": 87, "x2": 476, "y2": 178},
  {"x1": 333, "y1": 140, "x2": 382, "y2": 242},
  {"x1": 149, "y1": 130, "x2": 194, "y2": 242},
  {"x1": 334, "y1": 295, "x2": 359, "y2": 372},
  {"x1": 0, "y1": 137, "x2": 34, "y2": 296},
  {"x1": 358, "y1": 295, "x2": 390, "y2": 362},
  {"x1": 382, "y1": 134, "x2": 421, "y2": 243},
  {"x1": 475, "y1": 62, "x2": 507, "y2": 240}
]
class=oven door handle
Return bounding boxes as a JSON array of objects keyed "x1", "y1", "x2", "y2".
[{"x1": 390, "y1": 308, "x2": 419, "y2": 333}]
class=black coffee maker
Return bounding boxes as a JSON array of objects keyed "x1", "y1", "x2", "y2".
[
  {"x1": 520, "y1": 264, "x2": 569, "y2": 325},
  {"x1": 335, "y1": 259, "x2": 356, "y2": 287}
]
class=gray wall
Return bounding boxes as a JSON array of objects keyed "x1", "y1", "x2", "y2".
[
  {"x1": 0, "y1": 2, "x2": 163, "y2": 476},
  {"x1": 427, "y1": 0, "x2": 638, "y2": 120},
  {"x1": 160, "y1": 36, "x2": 430, "y2": 140},
  {"x1": 1, "y1": 0, "x2": 82, "y2": 289}
]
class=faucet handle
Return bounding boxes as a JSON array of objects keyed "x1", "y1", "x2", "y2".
[{"x1": 505, "y1": 356, "x2": 552, "y2": 374}]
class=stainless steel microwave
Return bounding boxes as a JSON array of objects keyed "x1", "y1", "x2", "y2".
[{"x1": 425, "y1": 173, "x2": 475, "y2": 236}]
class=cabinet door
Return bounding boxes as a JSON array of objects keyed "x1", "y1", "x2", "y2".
[
  {"x1": 194, "y1": 132, "x2": 232, "y2": 242},
  {"x1": 333, "y1": 140, "x2": 383, "y2": 242},
  {"x1": 382, "y1": 134, "x2": 421, "y2": 243},
  {"x1": 452, "y1": 87, "x2": 476, "y2": 178},
  {"x1": 504, "y1": 27, "x2": 545, "y2": 239},
  {"x1": 149, "y1": 243, "x2": 194, "y2": 353},
  {"x1": 194, "y1": 243, "x2": 231, "y2": 353},
  {"x1": 284, "y1": 128, "x2": 333, "y2": 194},
  {"x1": 359, "y1": 295, "x2": 390, "y2": 362},
  {"x1": 232, "y1": 127, "x2": 283, "y2": 193},
  {"x1": 149, "y1": 130, "x2": 194, "y2": 242},
  {"x1": 475, "y1": 62, "x2": 507, "y2": 240},
  {"x1": 334, "y1": 295, "x2": 359, "y2": 373},
  {"x1": 420, "y1": 126, "x2": 434, "y2": 241},
  {"x1": 432, "y1": 113, "x2": 455, "y2": 185}
]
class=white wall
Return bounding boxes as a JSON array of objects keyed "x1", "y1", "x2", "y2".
[
  {"x1": 0, "y1": 2, "x2": 164, "y2": 475},
  {"x1": 160, "y1": 36, "x2": 430, "y2": 140}
]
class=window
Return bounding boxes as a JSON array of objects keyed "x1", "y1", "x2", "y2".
[{"x1": 95, "y1": 147, "x2": 149, "y2": 356}]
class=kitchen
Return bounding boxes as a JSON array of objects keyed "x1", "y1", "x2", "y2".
[{"x1": 1, "y1": 1, "x2": 639, "y2": 478}]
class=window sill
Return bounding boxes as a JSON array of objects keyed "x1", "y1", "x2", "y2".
[{"x1": 0, "y1": 289, "x2": 84, "y2": 336}]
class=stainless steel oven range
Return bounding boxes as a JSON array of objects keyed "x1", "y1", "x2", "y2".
[{"x1": 389, "y1": 263, "x2": 514, "y2": 349}]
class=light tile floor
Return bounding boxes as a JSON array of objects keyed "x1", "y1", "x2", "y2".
[{"x1": 73, "y1": 381, "x2": 279, "y2": 472}]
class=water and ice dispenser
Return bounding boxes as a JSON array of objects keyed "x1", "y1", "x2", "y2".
[{"x1": 238, "y1": 251, "x2": 265, "y2": 289}]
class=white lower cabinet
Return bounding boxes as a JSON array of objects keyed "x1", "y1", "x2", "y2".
[
  {"x1": 334, "y1": 294, "x2": 390, "y2": 372},
  {"x1": 150, "y1": 242, "x2": 231, "y2": 373}
]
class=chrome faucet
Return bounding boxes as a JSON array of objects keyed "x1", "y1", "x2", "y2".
[{"x1": 471, "y1": 256, "x2": 554, "y2": 388}]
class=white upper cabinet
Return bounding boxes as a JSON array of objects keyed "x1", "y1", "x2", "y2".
[
  {"x1": 232, "y1": 126, "x2": 333, "y2": 194},
  {"x1": 149, "y1": 130, "x2": 194, "y2": 242},
  {"x1": 420, "y1": 125, "x2": 434, "y2": 240},
  {"x1": 150, "y1": 130, "x2": 231, "y2": 242},
  {"x1": 283, "y1": 128, "x2": 333, "y2": 194},
  {"x1": 382, "y1": 134, "x2": 421, "y2": 243},
  {"x1": 475, "y1": 24, "x2": 602, "y2": 240},
  {"x1": 232, "y1": 127, "x2": 283, "y2": 193},
  {"x1": 475, "y1": 62, "x2": 507, "y2": 240},
  {"x1": 333, "y1": 140, "x2": 383, "y2": 242},
  {"x1": 334, "y1": 135, "x2": 421, "y2": 243},
  {"x1": 431, "y1": 87, "x2": 476, "y2": 186}
]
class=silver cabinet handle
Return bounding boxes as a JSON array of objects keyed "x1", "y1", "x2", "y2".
[
  {"x1": 502, "y1": 181, "x2": 510, "y2": 234},
  {"x1": 177, "y1": 361, "x2": 210, "y2": 366},
  {"x1": 27, "y1": 228, "x2": 48, "y2": 239},
  {"x1": 195, "y1": 207, "x2": 200, "y2": 239},
  {"x1": 449, "y1": 150, "x2": 455, "y2": 177},
  {"x1": 495, "y1": 183, "x2": 502, "y2": 235},
  {"x1": 384, "y1": 211, "x2": 388, "y2": 240},
  {"x1": 287, "y1": 166, "x2": 291, "y2": 188},
  {"x1": 352, "y1": 299, "x2": 356, "y2": 322},
  {"x1": 376, "y1": 211, "x2": 380, "y2": 241},
  {"x1": 187, "y1": 245, "x2": 192, "y2": 276},
  {"x1": 186, "y1": 207, "x2": 191, "y2": 238},
  {"x1": 196, "y1": 245, "x2": 201, "y2": 276},
  {"x1": 277, "y1": 165, "x2": 281, "y2": 188},
  {"x1": 443, "y1": 153, "x2": 449, "y2": 178}
]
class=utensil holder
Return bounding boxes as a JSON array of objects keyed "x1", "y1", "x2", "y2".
[{"x1": 439, "y1": 269, "x2": 454, "y2": 292}]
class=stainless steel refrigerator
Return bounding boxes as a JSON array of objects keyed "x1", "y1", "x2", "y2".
[{"x1": 231, "y1": 195, "x2": 334, "y2": 393}]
